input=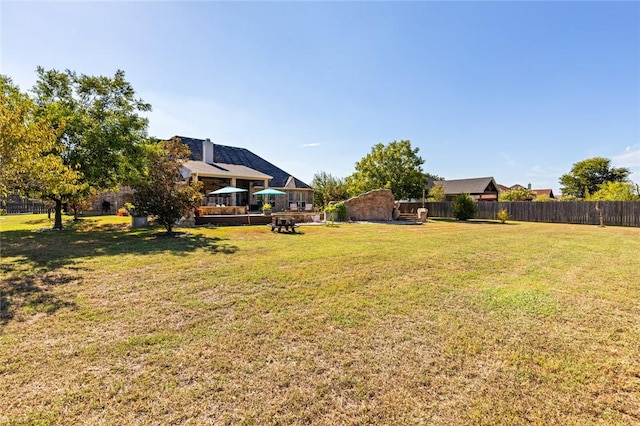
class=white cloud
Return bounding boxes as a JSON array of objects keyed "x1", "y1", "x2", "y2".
[
  {"x1": 301, "y1": 143, "x2": 322, "y2": 148},
  {"x1": 613, "y1": 145, "x2": 640, "y2": 185},
  {"x1": 613, "y1": 144, "x2": 640, "y2": 169}
]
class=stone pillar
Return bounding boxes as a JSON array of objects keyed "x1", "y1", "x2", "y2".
[{"x1": 230, "y1": 178, "x2": 237, "y2": 206}]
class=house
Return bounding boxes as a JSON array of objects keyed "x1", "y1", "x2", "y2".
[
  {"x1": 499, "y1": 183, "x2": 556, "y2": 200},
  {"x1": 431, "y1": 177, "x2": 500, "y2": 201},
  {"x1": 509, "y1": 184, "x2": 526, "y2": 190},
  {"x1": 497, "y1": 184, "x2": 511, "y2": 193},
  {"x1": 531, "y1": 189, "x2": 555, "y2": 199},
  {"x1": 178, "y1": 136, "x2": 314, "y2": 212}
]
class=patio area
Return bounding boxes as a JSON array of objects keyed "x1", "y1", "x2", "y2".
[{"x1": 195, "y1": 212, "x2": 322, "y2": 226}]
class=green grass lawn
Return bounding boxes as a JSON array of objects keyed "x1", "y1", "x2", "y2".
[{"x1": 1, "y1": 214, "x2": 639, "y2": 425}]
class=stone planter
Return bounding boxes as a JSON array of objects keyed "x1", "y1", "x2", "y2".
[
  {"x1": 262, "y1": 210, "x2": 272, "y2": 216},
  {"x1": 131, "y1": 216, "x2": 148, "y2": 228}
]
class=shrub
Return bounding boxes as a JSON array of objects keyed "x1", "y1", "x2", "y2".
[
  {"x1": 452, "y1": 193, "x2": 477, "y2": 221},
  {"x1": 497, "y1": 208, "x2": 509, "y2": 224},
  {"x1": 427, "y1": 184, "x2": 446, "y2": 202},
  {"x1": 335, "y1": 202, "x2": 347, "y2": 221},
  {"x1": 533, "y1": 195, "x2": 554, "y2": 202},
  {"x1": 499, "y1": 187, "x2": 536, "y2": 201},
  {"x1": 324, "y1": 204, "x2": 337, "y2": 224},
  {"x1": 124, "y1": 202, "x2": 141, "y2": 216},
  {"x1": 559, "y1": 195, "x2": 579, "y2": 201}
]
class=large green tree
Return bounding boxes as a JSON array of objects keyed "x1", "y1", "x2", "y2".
[
  {"x1": 311, "y1": 171, "x2": 349, "y2": 208},
  {"x1": 346, "y1": 140, "x2": 428, "y2": 200},
  {"x1": 132, "y1": 137, "x2": 203, "y2": 233},
  {"x1": 559, "y1": 157, "x2": 630, "y2": 199},
  {"x1": 1, "y1": 75, "x2": 49, "y2": 195},
  {"x1": 30, "y1": 67, "x2": 151, "y2": 229},
  {"x1": 0, "y1": 75, "x2": 84, "y2": 219}
]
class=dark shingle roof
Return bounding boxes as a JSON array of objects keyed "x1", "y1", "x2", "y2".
[
  {"x1": 177, "y1": 136, "x2": 311, "y2": 189},
  {"x1": 433, "y1": 177, "x2": 498, "y2": 195}
]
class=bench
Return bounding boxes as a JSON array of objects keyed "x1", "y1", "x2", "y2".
[{"x1": 270, "y1": 216, "x2": 298, "y2": 233}]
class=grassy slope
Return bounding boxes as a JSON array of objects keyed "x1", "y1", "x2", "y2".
[{"x1": 1, "y1": 215, "x2": 639, "y2": 425}]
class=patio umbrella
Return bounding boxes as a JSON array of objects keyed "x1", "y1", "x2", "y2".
[
  {"x1": 208, "y1": 186, "x2": 248, "y2": 195},
  {"x1": 253, "y1": 188, "x2": 286, "y2": 196}
]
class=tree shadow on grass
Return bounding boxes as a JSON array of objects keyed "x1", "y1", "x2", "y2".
[
  {"x1": 1, "y1": 225, "x2": 239, "y2": 272},
  {"x1": 269, "y1": 230, "x2": 306, "y2": 236},
  {"x1": 1, "y1": 219, "x2": 239, "y2": 331},
  {"x1": 24, "y1": 217, "x2": 54, "y2": 225},
  {"x1": 0, "y1": 271, "x2": 78, "y2": 329}
]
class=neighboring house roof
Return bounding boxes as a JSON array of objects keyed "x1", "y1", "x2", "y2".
[
  {"x1": 178, "y1": 136, "x2": 312, "y2": 190},
  {"x1": 499, "y1": 183, "x2": 556, "y2": 200},
  {"x1": 433, "y1": 177, "x2": 499, "y2": 196},
  {"x1": 532, "y1": 189, "x2": 555, "y2": 199},
  {"x1": 181, "y1": 161, "x2": 272, "y2": 181}
]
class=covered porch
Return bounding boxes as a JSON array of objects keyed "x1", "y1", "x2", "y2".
[
  {"x1": 182, "y1": 160, "x2": 315, "y2": 215},
  {"x1": 182, "y1": 160, "x2": 272, "y2": 214}
]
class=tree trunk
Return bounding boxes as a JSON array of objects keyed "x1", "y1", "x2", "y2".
[
  {"x1": 53, "y1": 198, "x2": 63, "y2": 230},
  {"x1": 595, "y1": 202, "x2": 605, "y2": 227}
]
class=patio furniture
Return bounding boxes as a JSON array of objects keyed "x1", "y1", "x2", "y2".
[{"x1": 270, "y1": 216, "x2": 298, "y2": 233}]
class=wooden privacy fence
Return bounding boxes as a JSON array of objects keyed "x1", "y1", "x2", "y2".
[
  {"x1": 4, "y1": 201, "x2": 48, "y2": 214},
  {"x1": 400, "y1": 201, "x2": 640, "y2": 227}
]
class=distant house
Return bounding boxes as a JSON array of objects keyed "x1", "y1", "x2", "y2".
[
  {"x1": 179, "y1": 136, "x2": 313, "y2": 211},
  {"x1": 531, "y1": 189, "x2": 555, "y2": 199},
  {"x1": 499, "y1": 183, "x2": 556, "y2": 200},
  {"x1": 431, "y1": 177, "x2": 500, "y2": 201}
]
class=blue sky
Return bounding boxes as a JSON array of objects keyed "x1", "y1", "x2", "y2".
[{"x1": 2, "y1": 1, "x2": 639, "y2": 193}]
